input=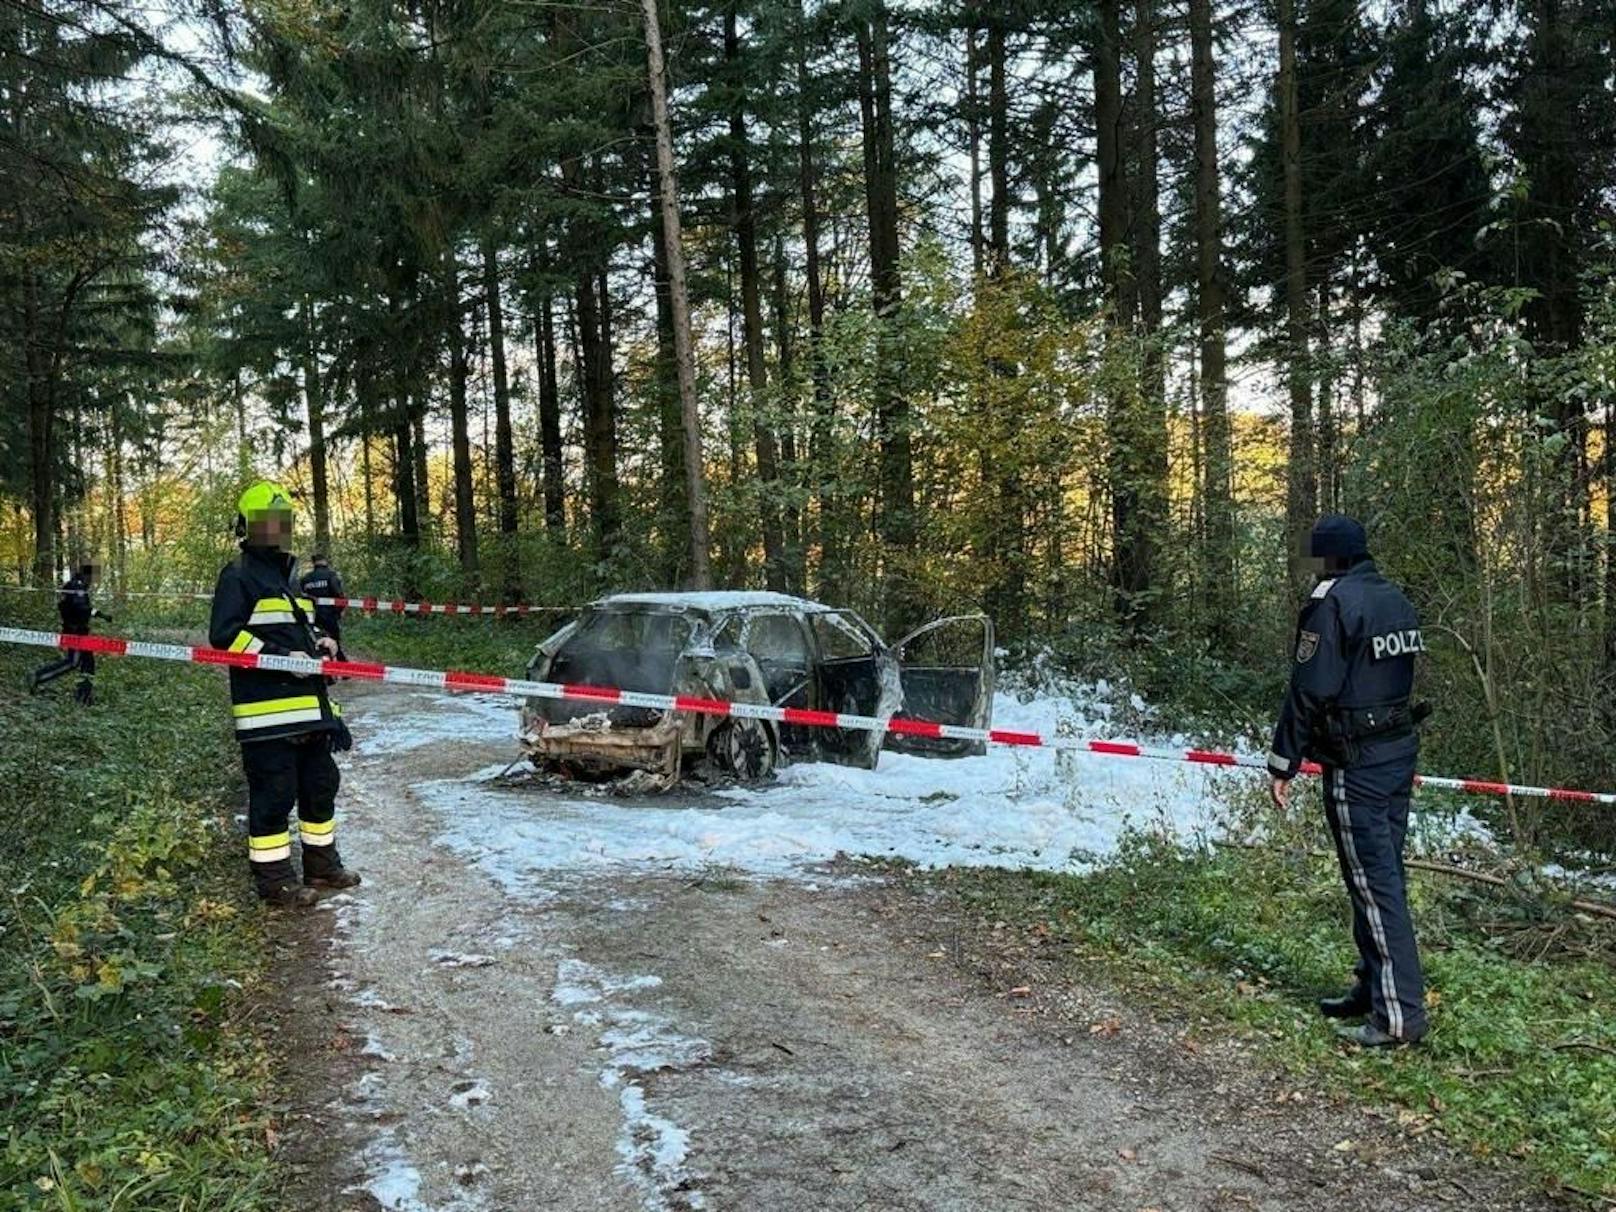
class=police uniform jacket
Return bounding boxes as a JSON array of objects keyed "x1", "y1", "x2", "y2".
[
  {"x1": 1268, "y1": 559, "x2": 1422, "y2": 779},
  {"x1": 57, "y1": 573, "x2": 92, "y2": 634},
  {"x1": 209, "y1": 545, "x2": 338, "y2": 743},
  {"x1": 298, "y1": 565, "x2": 345, "y2": 633}
]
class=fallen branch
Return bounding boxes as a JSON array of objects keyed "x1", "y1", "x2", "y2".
[{"x1": 1214, "y1": 842, "x2": 1616, "y2": 922}]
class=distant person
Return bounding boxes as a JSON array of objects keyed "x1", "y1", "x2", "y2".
[
  {"x1": 299, "y1": 552, "x2": 347, "y2": 660},
  {"x1": 29, "y1": 560, "x2": 110, "y2": 706},
  {"x1": 1267, "y1": 515, "x2": 1429, "y2": 1047},
  {"x1": 211, "y1": 481, "x2": 359, "y2": 908}
]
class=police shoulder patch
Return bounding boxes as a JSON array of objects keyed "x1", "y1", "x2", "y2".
[{"x1": 1295, "y1": 630, "x2": 1320, "y2": 664}]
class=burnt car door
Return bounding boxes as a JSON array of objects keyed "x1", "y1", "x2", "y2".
[
  {"x1": 810, "y1": 611, "x2": 895, "y2": 769},
  {"x1": 742, "y1": 611, "x2": 818, "y2": 759},
  {"x1": 886, "y1": 615, "x2": 995, "y2": 757}
]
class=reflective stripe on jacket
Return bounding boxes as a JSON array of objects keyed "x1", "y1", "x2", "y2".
[{"x1": 209, "y1": 546, "x2": 339, "y2": 743}]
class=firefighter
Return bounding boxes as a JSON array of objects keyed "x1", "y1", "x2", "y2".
[
  {"x1": 298, "y1": 553, "x2": 347, "y2": 660},
  {"x1": 29, "y1": 559, "x2": 109, "y2": 705},
  {"x1": 210, "y1": 481, "x2": 360, "y2": 908},
  {"x1": 1268, "y1": 515, "x2": 1428, "y2": 1047}
]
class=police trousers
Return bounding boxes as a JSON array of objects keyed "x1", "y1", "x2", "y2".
[
  {"x1": 1322, "y1": 762, "x2": 1427, "y2": 1039},
  {"x1": 241, "y1": 733, "x2": 340, "y2": 865}
]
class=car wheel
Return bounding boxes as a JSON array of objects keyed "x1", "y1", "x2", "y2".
[{"x1": 708, "y1": 719, "x2": 777, "y2": 780}]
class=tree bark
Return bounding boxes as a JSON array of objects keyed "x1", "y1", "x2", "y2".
[
  {"x1": 411, "y1": 404, "x2": 430, "y2": 539},
  {"x1": 643, "y1": 0, "x2": 713, "y2": 588},
  {"x1": 856, "y1": 1, "x2": 917, "y2": 631},
  {"x1": 1279, "y1": 0, "x2": 1315, "y2": 593},
  {"x1": 23, "y1": 269, "x2": 55, "y2": 585},
  {"x1": 533, "y1": 248, "x2": 566, "y2": 535},
  {"x1": 1094, "y1": 0, "x2": 1132, "y2": 323},
  {"x1": 649, "y1": 172, "x2": 689, "y2": 583},
  {"x1": 1129, "y1": 0, "x2": 1167, "y2": 627},
  {"x1": 725, "y1": 7, "x2": 787, "y2": 592},
  {"x1": 1190, "y1": 0, "x2": 1234, "y2": 638},
  {"x1": 445, "y1": 251, "x2": 480, "y2": 583},
  {"x1": 772, "y1": 238, "x2": 805, "y2": 593},
  {"x1": 482, "y1": 233, "x2": 520, "y2": 598},
  {"x1": 965, "y1": 6, "x2": 984, "y2": 278},
  {"x1": 301, "y1": 296, "x2": 332, "y2": 555},
  {"x1": 986, "y1": 11, "x2": 1009, "y2": 274},
  {"x1": 796, "y1": 0, "x2": 840, "y2": 599}
]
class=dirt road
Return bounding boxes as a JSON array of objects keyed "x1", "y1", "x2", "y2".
[{"x1": 280, "y1": 685, "x2": 1553, "y2": 1212}]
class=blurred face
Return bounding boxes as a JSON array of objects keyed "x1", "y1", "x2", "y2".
[{"x1": 246, "y1": 508, "x2": 294, "y2": 551}]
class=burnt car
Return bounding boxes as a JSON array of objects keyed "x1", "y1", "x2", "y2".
[{"x1": 519, "y1": 591, "x2": 993, "y2": 784}]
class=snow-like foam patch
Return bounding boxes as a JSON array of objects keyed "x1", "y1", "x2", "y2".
[
  {"x1": 550, "y1": 959, "x2": 709, "y2": 1209},
  {"x1": 356, "y1": 692, "x2": 517, "y2": 756},
  {"x1": 418, "y1": 689, "x2": 1238, "y2": 887}
]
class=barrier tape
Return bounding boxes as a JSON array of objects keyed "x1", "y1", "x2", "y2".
[
  {"x1": 0, "y1": 584, "x2": 574, "y2": 616},
  {"x1": 3, "y1": 625, "x2": 1612, "y2": 807}
]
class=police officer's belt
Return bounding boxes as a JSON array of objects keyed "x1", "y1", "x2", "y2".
[{"x1": 1314, "y1": 700, "x2": 1431, "y2": 767}]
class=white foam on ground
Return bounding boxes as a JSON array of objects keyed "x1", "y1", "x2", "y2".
[
  {"x1": 549, "y1": 958, "x2": 711, "y2": 1210},
  {"x1": 417, "y1": 688, "x2": 1239, "y2": 888},
  {"x1": 356, "y1": 692, "x2": 518, "y2": 756}
]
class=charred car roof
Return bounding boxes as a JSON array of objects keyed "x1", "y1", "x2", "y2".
[{"x1": 589, "y1": 591, "x2": 840, "y2": 616}]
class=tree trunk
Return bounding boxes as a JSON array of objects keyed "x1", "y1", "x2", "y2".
[
  {"x1": 643, "y1": 0, "x2": 713, "y2": 588},
  {"x1": 987, "y1": 12, "x2": 1010, "y2": 274},
  {"x1": 965, "y1": 7, "x2": 984, "y2": 278},
  {"x1": 856, "y1": 1, "x2": 917, "y2": 632},
  {"x1": 772, "y1": 238, "x2": 805, "y2": 593},
  {"x1": 983, "y1": 7, "x2": 1027, "y2": 641},
  {"x1": 1128, "y1": 0, "x2": 1167, "y2": 628},
  {"x1": 482, "y1": 232, "x2": 520, "y2": 597},
  {"x1": 1094, "y1": 0, "x2": 1132, "y2": 323},
  {"x1": 1279, "y1": 0, "x2": 1315, "y2": 593},
  {"x1": 445, "y1": 252, "x2": 480, "y2": 584},
  {"x1": 23, "y1": 271, "x2": 56, "y2": 585},
  {"x1": 796, "y1": 0, "x2": 839, "y2": 599},
  {"x1": 411, "y1": 404, "x2": 430, "y2": 539},
  {"x1": 1097, "y1": 0, "x2": 1150, "y2": 625},
  {"x1": 301, "y1": 296, "x2": 332, "y2": 555},
  {"x1": 393, "y1": 399, "x2": 420, "y2": 549},
  {"x1": 1190, "y1": 0, "x2": 1234, "y2": 639},
  {"x1": 533, "y1": 247, "x2": 566, "y2": 535},
  {"x1": 725, "y1": 7, "x2": 787, "y2": 592},
  {"x1": 650, "y1": 172, "x2": 689, "y2": 583}
]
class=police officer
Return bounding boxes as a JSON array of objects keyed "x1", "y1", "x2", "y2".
[
  {"x1": 29, "y1": 559, "x2": 110, "y2": 705},
  {"x1": 1268, "y1": 514, "x2": 1428, "y2": 1047},
  {"x1": 210, "y1": 481, "x2": 360, "y2": 908},
  {"x1": 299, "y1": 553, "x2": 347, "y2": 660}
]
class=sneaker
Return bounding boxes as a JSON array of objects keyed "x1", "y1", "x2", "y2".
[{"x1": 1336, "y1": 1020, "x2": 1424, "y2": 1048}]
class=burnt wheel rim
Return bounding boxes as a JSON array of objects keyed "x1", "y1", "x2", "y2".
[{"x1": 725, "y1": 722, "x2": 773, "y2": 779}]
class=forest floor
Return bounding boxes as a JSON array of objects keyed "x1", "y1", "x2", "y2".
[{"x1": 277, "y1": 682, "x2": 1564, "y2": 1212}]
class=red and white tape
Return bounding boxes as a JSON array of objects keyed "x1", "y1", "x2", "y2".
[
  {"x1": 3, "y1": 625, "x2": 1612, "y2": 806},
  {"x1": 0, "y1": 584, "x2": 573, "y2": 616}
]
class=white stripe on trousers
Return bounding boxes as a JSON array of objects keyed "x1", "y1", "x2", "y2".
[{"x1": 1331, "y1": 768, "x2": 1404, "y2": 1038}]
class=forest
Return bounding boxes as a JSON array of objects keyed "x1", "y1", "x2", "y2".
[{"x1": 4, "y1": 0, "x2": 1616, "y2": 831}]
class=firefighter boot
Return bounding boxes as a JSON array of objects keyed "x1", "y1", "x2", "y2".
[
  {"x1": 73, "y1": 679, "x2": 93, "y2": 707},
  {"x1": 302, "y1": 844, "x2": 361, "y2": 891},
  {"x1": 254, "y1": 859, "x2": 319, "y2": 908}
]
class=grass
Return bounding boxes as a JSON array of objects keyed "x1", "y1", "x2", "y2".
[
  {"x1": 924, "y1": 830, "x2": 1616, "y2": 1201},
  {"x1": 0, "y1": 640, "x2": 280, "y2": 1211}
]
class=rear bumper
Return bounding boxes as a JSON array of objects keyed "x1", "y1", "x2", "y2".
[{"x1": 521, "y1": 712, "x2": 684, "y2": 779}]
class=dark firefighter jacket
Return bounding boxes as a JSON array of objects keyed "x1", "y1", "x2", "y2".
[
  {"x1": 57, "y1": 573, "x2": 93, "y2": 634},
  {"x1": 209, "y1": 545, "x2": 338, "y2": 743}
]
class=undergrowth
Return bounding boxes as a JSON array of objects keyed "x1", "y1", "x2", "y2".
[{"x1": 0, "y1": 644, "x2": 278, "y2": 1211}]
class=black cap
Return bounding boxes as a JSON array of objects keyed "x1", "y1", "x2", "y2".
[
  {"x1": 1309, "y1": 514, "x2": 1369, "y2": 560},
  {"x1": 311, "y1": 552, "x2": 329, "y2": 564}
]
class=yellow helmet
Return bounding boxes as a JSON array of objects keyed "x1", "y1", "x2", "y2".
[{"x1": 235, "y1": 480, "x2": 295, "y2": 536}]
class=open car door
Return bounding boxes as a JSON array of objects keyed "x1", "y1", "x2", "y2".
[{"x1": 886, "y1": 614, "x2": 995, "y2": 757}]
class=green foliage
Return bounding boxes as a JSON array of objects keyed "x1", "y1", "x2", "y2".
[
  {"x1": 0, "y1": 649, "x2": 278, "y2": 1211},
  {"x1": 934, "y1": 836, "x2": 1616, "y2": 1199}
]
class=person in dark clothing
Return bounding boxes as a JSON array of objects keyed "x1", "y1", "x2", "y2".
[
  {"x1": 210, "y1": 481, "x2": 360, "y2": 908},
  {"x1": 298, "y1": 553, "x2": 347, "y2": 659},
  {"x1": 30, "y1": 561, "x2": 110, "y2": 705},
  {"x1": 1268, "y1": 514, "x2": 1429, "y2": 1047}
]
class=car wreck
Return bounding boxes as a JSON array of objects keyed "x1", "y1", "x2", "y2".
[{"x1": 520, "y1": 592, "x2": 994, "y2": 786}]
